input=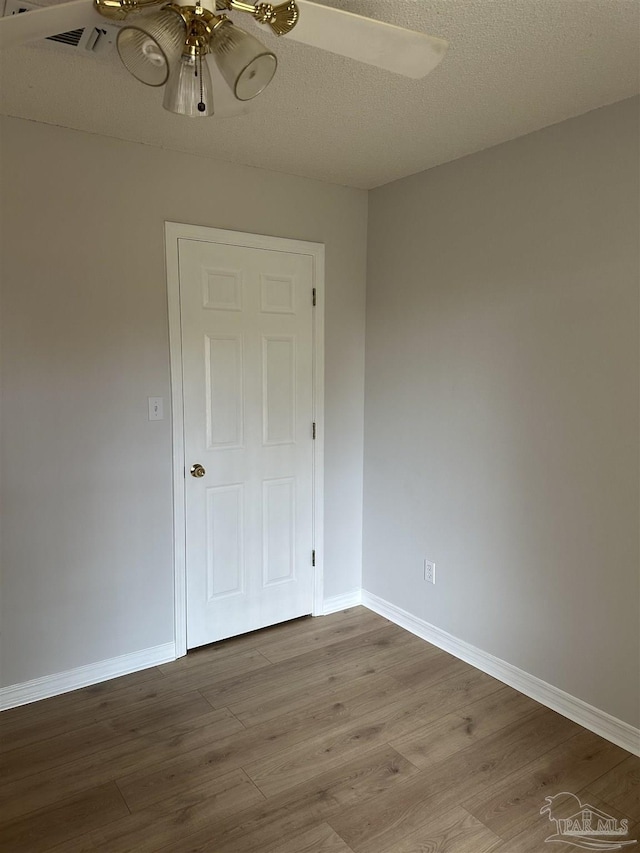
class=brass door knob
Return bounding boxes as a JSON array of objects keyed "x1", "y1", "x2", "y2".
[{"x1": 190, "y1": 463, "x2": 206, "y2": 478}]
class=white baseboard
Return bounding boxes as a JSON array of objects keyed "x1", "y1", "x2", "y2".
[
  {"x1": 0, "y1": 642, "x2": 176, "y2": 711},
  {"x1": 322, "y1": 589, "x2": 363, "y2": 615},
  {"x1": 361, "y1": 590, "x2": 640, "y2": 757}
]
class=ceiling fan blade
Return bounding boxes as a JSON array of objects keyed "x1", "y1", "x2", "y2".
[
  {"x1": 289, "y1": 0, "x2": 448, "y2": 78},
  {"x1": 0, "y1": 0, "x2": 100, "y2": 49}
]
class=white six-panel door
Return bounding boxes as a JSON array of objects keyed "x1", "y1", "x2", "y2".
[{"x1": 177, "y1": 236, "x2": 316, "y2": 649}]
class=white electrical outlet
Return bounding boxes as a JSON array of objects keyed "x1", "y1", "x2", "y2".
[{"x1": 424, "y1": 559, "x2": 436, "y2": 584}]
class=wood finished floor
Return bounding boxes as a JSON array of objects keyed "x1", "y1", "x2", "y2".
[{"x1": 0, "y1": 607, "x2": 638, "y2": 852}]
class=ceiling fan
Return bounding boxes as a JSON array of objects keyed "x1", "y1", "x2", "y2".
[{"x1": 0, "y1": 0, "x2": 448, "y2": 117}]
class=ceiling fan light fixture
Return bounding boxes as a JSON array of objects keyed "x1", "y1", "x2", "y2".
[
  {"x1": 116, "y1": 7, "x2": 186, "y2": 87},
  {"x1": 210, "y1": 20, "x2": 277, "y2": 101},
  {"x1": 163, "y1": 50, "x2": 215, "y2": 116}
]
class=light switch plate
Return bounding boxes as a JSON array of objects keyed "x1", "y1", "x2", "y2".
[{"x1": 148, "y1": 397, "x2": 164, "y2": 421}]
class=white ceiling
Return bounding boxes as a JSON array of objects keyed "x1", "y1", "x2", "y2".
[{"x1": 1, "y1": 0, "x2": 638, "y2": 188}]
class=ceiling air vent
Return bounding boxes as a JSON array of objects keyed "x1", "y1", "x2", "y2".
[
  {"x1": 3, "y1": 0, "x2": 118, "y2": 54},
  {"x1": 48, "y1": 26, "x2": 83, "y2": 46}
]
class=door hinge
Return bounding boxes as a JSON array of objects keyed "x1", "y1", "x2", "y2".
[
  {"x1": 312, "y1": 422, "x2": 316, "y2": 440},
  {"x1": 312, "y1": 550, "x2": 316, "y2": 567},
  {"x1": 312, "y1": 288, "x2": 317, "y2": 307}
]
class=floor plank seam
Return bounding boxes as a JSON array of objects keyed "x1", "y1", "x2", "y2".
[
  {"x1": 113, "y1": 777, "x2": 134, "y2": 814},
  {"x1": 576, "y1": 754, "x2": 631, "y2": 794},
  {"x1": 225, "y1": 706, "x2": 248, "y2": 729},
  {"x1": 240, "y1": 768, "x2": 269, "y2": 801},
  {"x1": 197, "y1": 689, "x2": 221, "y2": 712}
]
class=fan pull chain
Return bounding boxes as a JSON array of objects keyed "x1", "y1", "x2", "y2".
[{"x1": 197, "y1": 52, "x2": 205, "y2": 112}]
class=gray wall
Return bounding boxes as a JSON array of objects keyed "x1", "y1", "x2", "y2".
[
  {"x1": 363, "y1": 98, "x2": 639, "y2": 727},
  {"x1": 0, "y1": 117, "x2": 367, "y2": 687}
]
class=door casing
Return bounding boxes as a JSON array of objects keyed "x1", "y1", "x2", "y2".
[{"x1": 165, "y1": 222, "x2": 325, "y2": 657}]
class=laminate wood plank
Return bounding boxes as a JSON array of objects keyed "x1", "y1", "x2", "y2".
[
  {"x1": 345, "y1": 805, "x2": 502, "y2": 853},
  {"x1": 390, "y1": 685, "x2": 542, "y2": 769},
  {"x1": 155, "y1": 647, "x2": 272, "y2": 689},
  {"x1": 214, "y1": 649, "x2": 464, "y2": 726},
  {"x1": 203, "y1": 652, "x2": 432, "y2": 726},
  {"x1": 0, "y1": 667, "x2": 166, "y2": 752},
  {"x1": 402, "y1": 663, "x2": 505, "y2": 710},
  {"x1": 163, "y1": 609, "x2": 384, "y2": 672},
  {"x1": 583, "y1": 754, "x2": 640, "y2": 821},
  {"x1": 200, "y1": 625, "x2": 427, "y2": 710},
  {"x1": 157, "y1": 637, "x2": 275, "y2": 672},
  {"x1": 0, "y1": 720, "x2": 127, "y2": 785},
  {"x1": 462, "y1": 728, "x2": 629, "y2": 841},
  {"x1": 251, "y1": 607, "x2": 387, "y2": 652},
  {"x1": 221, "y1": 641, "x2": 474, "y2": 731},
  {"x1": 115, "y1": 678, "x2": 420, "y2": 812},
  {"x1": 153, "y1": 745, "x2": 419, "y2": 853},
  {"x1": 0, "y1": 665, "x2": 163, "y2": 732},
  {"x1": 229, "y1": 672, "x2": 412, "y2": 738},
  {"x1": 216, "y1": 608, "x2": 385, "y2": 661},
  {"x1": 49, "y1": 769, "x2": 264, "y2": 853},
  {"x1": 0, "y1": 782, "x2": 129, "y2": 853},
  {"x1": 104, "y1": 689, "x2": 215, "y2": 738},
  {"x1": 243, "y1": 685, "x2": 475, "y2": 799},
  {"x1": 0, "y1": 708, "x2": 244, "y2": 823},
  {"x1": 0, "y1": 673, "x2": 202, "y2": 753},
  {"x1": 242, "y1": 668, "x2": 507, "y2": 800},
  {"x1": 174, "y1": 645, "x2": 273, "y2": 679},
  {"x1": 328, "y1": 709, "x2": 580, "y2": 853},
  {"x1": 229, "y1": 664, "x2": 504, "y2": 727},
  {"x1": 263, "y1": 823, "x2": 355, "y2": 853},
  {"x1": 390, "y1": 650, "x2": 475, "y2": 692},
  {"x1": 257, "y1": 610, "x2": 403, "y2": 665},
  {"x1": 228, "y1": 671, "x2": 400, "y2": 728},
  {"x1": 0, "y1": 649, "x2": 264, "y2": 757}
]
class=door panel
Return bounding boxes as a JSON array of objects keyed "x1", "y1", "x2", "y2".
[{"x1": 178, "y1": 238, "x2": 315, "y2": 648}]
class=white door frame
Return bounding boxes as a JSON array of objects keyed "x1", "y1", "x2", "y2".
[{"x1": 165, "y1": 222, "x2": 325, "y2": 658}]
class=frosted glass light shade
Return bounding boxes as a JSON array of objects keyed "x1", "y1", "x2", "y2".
[
  {"x1": 210, "y1": 21, "x2": 277, "y2": 101},
  {"x1": 117, "y1": 9, "x2": 186, "y2": 87},
  {"x1": 163, "y1": 53, "x2": 214, "y2": 117},
  {"x1": 205, "y1": 56, "x2": 252, "y2": 117}
]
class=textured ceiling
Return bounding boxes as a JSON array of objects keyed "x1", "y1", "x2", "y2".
[{"x1": 1, "y1": 0, "x2": 638, "y2": 188}]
